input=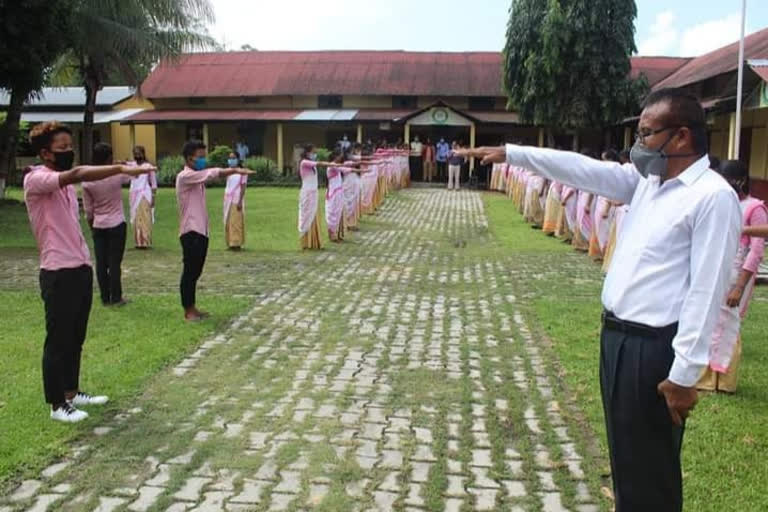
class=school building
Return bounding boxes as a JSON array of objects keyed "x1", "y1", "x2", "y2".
[{"x1": 3, "y1": 27, "x2": 768, "y2": 191}]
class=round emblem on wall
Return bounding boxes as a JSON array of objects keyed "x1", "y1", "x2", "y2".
[{"x1": 431, "y1": 108, "x2": 449, "y2": 124}]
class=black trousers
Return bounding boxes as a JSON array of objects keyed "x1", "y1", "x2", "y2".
[
  {"x1": 92, "y1": 221, "x2": 126, "y2": 304},
  {"x1": 436, "y1": 161, "x2": 447, "y2": 180},
  {"x1": 600, "y1": 312, "x2": 684, "y2": 512},
  {"x1": 39, "y1": 265, "x2": 93, "y2": 405},
  {"x1": 409, "y1": 156, "x2": 422, "y2": 180},
  {"x1": 180, "y1": 231, "x2": 209, "y2": 309}
]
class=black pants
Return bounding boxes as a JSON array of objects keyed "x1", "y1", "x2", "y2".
[
  {"x1": 600, "y1": 312, "x2": 684, "y2": 512},
  {"x1": 92, "y1": 221, "x2": 126, "y2": 304},
  {"x1": 39, "y1": 265, "x2": 93, "y2": 405},
  {"x1": 180, "y1": 231, "x2": 209, "y2": 309},
  {"x1": 409, "y1": 156, "x2": 422, "y2": 180},
  {"x1": 436, "y1": 161, "x2": 447, "y2": 180}
]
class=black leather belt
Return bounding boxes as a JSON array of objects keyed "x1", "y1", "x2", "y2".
[{"x1": 602, "y1": 310, "x2": 678, "y2": 339}]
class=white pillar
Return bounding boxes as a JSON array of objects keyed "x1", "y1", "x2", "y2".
[
  {"x1": 356, "y1": 123, "x2": 363, "y2": 143},
  {"x1": 404, "y1": 123, "x2": 410, "y2": 144},
  {"x1": 202, "y1": 123, "x2": 209, "y2": 149},
  {"x1": 728, "y1": 113, "x2": 737, "y2": 159},
  {"x1": 538, "y1": 128, "x2": 545, "y2": 148}
]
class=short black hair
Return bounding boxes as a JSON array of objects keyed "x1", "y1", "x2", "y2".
[
  {"x1": 642, "y1": 88, "x2": 708, "y2": 153},
  {"x1": 602, "y1": 149, "x2": 620, "y2": 162},
  {"x1": 709, "y1": 156, "x2": 721, "y2": 171},
  {"x1": 719, "y1": 159, "x2": 748, "y2": 179},
  {"x1": 719, "y1": 159, "x2": 749, "y2": 195},
  {"x1": 182, "y1": 139, "x2": 206, "y2": 159},
  {"x1": 92, "y1": 142, "x2": 113, "y2": 165},
  {"x1": 619, "y1": 149, "x2": 630, "y2": 162}
]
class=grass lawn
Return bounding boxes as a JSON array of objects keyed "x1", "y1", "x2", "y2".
[
  {"x1": 484, "y1": 191, "x2": 768, "y2": 511},
  {"x1": 0, "y1": 185, "x2": 325, "y2": 486}
]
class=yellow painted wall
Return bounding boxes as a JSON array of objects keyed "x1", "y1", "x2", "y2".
[
  {"x1": 710, "y1": 109, "x2": 768, "y2": 180},
  {"x1": 156, "y1": 123, "x2": 188, "y2": 159},
  {"x1": 152, "y1": 96, "x2": 296, "y2": 110},
  {"x1": 110, "y1": 123, "x2": 157, "y2": 163},
  {"x1": 264, "y1": 124, "x2": 278, "y2": 162},
  {"x1": 418, "y1": 96, "x2": 469, "y2": 109},
  {"x1": 111, "y1": 122, "x2": 132, "y2": 162},
  {"x1": 291, "y1": 96, "x2": 318, "y2": 109},
  {"x1": 282, "y1": 123, "x2": 330, "y2": 171},
  {"x1": 342, "y1": 96, "x2": 391, "y2": 108},
  {"x1": 709, "y1": 131, "x2": 728, "y2": 161},
  {"x1": 135, "y1": 125, "x2": 157, "y2": 163},
  {"x1": 113, "y1": 96, "x2": 154, "y2": 110},
  {"x1": 751, "y1": 127, "x2": 767, "y2": 179}
]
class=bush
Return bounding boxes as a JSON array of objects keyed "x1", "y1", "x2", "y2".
[
  {"x1": 157, "y1": 155, "x2": 185, "y2": 186},
  {"x1": 207, "y1": 145, "x2": 234, "y2": 169},
  {"x1": 243, "y1": 156, "x2": 279, "y2": 182},
  {"x1": 315, "y1": 147, "x2": 332, "y2": 163}
]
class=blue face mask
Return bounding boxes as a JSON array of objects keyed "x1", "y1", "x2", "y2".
[
  {"x1": 194, "y1": 156, "x2": 207, "y2": 171},
  {"x1": 227, "y1": 158, "x2": 239, "y2": 168}
]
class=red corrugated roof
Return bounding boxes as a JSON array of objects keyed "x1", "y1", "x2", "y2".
[
  {"x1": 749, "y1": 63, "x2": 768, "y2": 83},
  {"x1": 654, "y1": 27, "x2": 768, "y2": 90},
  {"x1": 629, "y1": 56, "x2": 692, "y2": 86},
  {"x1": 140, "y1": 51, "x2": 687, "y2": 99},
  {"x1": 125, "y1": 109, "x2": 300, "y2": 122}
]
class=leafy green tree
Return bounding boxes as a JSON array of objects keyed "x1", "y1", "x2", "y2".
[
  {"x1": 0, "y1": 0, "x2": 73, "y2": 197},
  {"x1": 503, "y1": 0, "x2": 647, "y2": 143},
  {"x1": 53, "y1": 0, "x2": 215, "y2": 163}
]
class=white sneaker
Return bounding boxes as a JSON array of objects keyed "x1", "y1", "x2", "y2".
[
  {"x1": 69, "y1": 392, "x2": 109, "y2": 407},
  {"x1": 51, "y1": 403, "x2": 89, "y2": 423}
]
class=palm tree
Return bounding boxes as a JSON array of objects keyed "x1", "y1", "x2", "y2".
[
  {"x1": 0, "y1": 0, "x2": 73, "y2": 198},
  {"x1": 56, "y1": 0, "x2": 215, "y2": 163}
]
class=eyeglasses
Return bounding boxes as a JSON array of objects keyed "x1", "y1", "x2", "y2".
[{"x1": 635, "y1": 126, "x2": 680, "y2": 144}]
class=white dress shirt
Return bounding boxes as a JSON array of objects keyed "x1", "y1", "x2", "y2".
[{"x1": 505, "y1": 144, "x2": 741, "y2": 387}]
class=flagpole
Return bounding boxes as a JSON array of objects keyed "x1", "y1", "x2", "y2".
[{"x1": 734, "y1": 0, "x2": 747, "y2": 159}]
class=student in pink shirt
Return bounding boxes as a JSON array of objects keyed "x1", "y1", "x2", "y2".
[
  {"x1": 24, "y1": 121, "x2": 152, "y2": 423},
  {"x1": 82, "y1": 143, "x2": 131, "y2": 306},
  {"x1": 176, "y1": 140, "x2": 253, "y2": 322}
]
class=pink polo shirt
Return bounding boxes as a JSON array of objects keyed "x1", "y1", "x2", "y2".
[
  {"x1": 176, "y1": 166, "x2": 222, "y2": 236},
  {"x1": 24, "y1": 165, "x2": 91, "y2": 270},
  {"x1": 82, "y1": 173, "x2": 131, "y2": 229}
]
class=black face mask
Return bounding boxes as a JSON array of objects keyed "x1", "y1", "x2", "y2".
[{"x1": 51, "y1": 150, "x2": 75, "y2": 171}]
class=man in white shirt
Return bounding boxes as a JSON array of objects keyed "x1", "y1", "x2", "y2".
[
  {"x1": 235, "y1": 139, "x2": 250, "y2": 163},
  {"x1": 461, "y1": 88, "x2": 741, "y2": 512},
  {"x1": 409, "y1": 135, "x2": 423, "y2": 181}
]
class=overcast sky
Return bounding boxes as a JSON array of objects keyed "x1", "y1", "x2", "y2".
[{"x1": 209, "y1": 0, "x2": 766, "y2": 57}]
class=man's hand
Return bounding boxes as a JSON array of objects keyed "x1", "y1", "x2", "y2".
[
  {"x1": 236, "y1": 168, "x2": 255, "y2": 176},
  {"x1": 121, "y1": 164, "x2": 154, "y2": 176},
  {"x1": 726, "y1": 286, "x2": 744, "y2": 307},
  {"x1": 657, "y1": 379, "x2": 698, "y2": 426}
]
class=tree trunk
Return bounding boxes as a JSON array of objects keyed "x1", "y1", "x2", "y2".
[
  {"x1": 81, "y1": 76, "x2": 99, "y2": 165},
  {"x1": 0, "y1": 88, "x2": 26, "y2": 199}
]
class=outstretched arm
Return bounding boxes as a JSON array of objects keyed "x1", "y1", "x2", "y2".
[
  {"x1": 460, "y1": 145, "x2": 639, "y2": 203},
  {"x1": 743, "y1": 225, "x2": 768, "y2": 237},
  {"x1": 59, "y1": 164, "x2": 152, "y2": 187}
]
